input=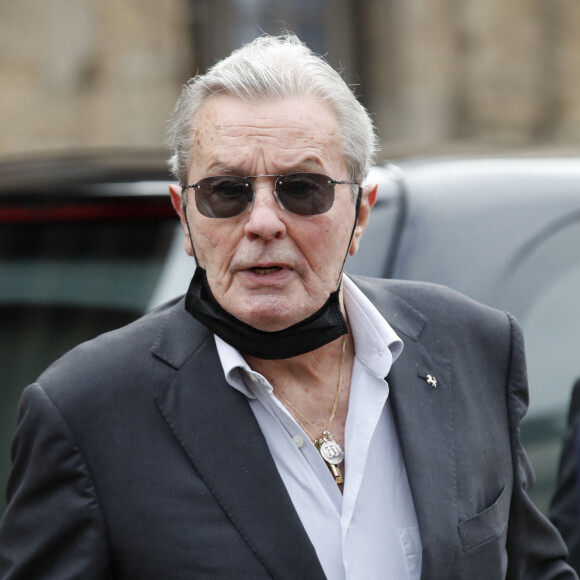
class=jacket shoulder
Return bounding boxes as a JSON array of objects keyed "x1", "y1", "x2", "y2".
[
  {"x1": 351, "y1": 275, "x2": 509, "y2": 322},
  {"x1": 35, "y1": 296, "x2": 210, "y2": 405},
  {"x1": 350, "y1": 275, "x2": 514, "y2": 351}
]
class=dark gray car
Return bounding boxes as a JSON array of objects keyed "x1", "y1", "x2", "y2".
[{"x1": 2, "y1": 152, "x2": 580, "y2": 515}]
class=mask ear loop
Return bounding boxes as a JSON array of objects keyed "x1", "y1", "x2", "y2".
[
  {"x1": 181, "y1": 186, "x2": 201, "y2": 266},
  {"x1": 334, "y1": 186, "x2": 363, "y2": 290}
]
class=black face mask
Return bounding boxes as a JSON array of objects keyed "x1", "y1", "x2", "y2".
[
  {"x1": 185, "y1": 267, "x2": 348, "y2": 359},
  {"x1": 183, "y1": 187, "x2": 362, "y2": 360}
]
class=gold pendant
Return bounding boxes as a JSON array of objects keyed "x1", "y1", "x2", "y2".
[
  {"x1": 329, "y1": 463, "x2": 343, "y2": 484},
  {"x1": 315, "y1": 431, "x2": 344, "y2": 484}
]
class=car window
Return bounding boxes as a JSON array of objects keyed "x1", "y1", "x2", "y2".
[{"x1": 503, "y1": 219, "x2": 580, "y2": 416}]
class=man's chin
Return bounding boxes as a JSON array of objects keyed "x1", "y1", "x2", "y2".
[
  {"x1": 224, "y1": 293, "x2": 326, "y2": 332},
  {"x1": 237, "y1": 314, "x2": 296, "y2": 333},
  {"x1": 233, "y1": 305, "x2": 307, "y2": 333}
]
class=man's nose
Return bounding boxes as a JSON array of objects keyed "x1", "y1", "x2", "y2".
[{"x1": 243, "y1": 179, "x2": 287, "y2": 241}]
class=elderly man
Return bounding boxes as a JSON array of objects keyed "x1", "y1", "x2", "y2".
[{"x1": 0, "y1": 34, "x2": 576, "y2": 580}]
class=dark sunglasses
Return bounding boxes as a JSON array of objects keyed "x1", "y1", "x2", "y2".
[{"x1": 182, "y1": 172, "x2": 359, "y2": 218}]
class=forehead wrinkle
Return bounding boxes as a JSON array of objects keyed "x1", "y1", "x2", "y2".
[
  {"x1": 214, "y1": 119, "x2": 336, "y2": 147},
  {"x1": 209, "y1": 129, "x2": 336, "y2": 164},
  {"x1": 211, "y1": 96, "x2": 226, "y2": 130},
  {"x1": 193, "y1": 96, "x2": 344, "y2": 177},
  {"x1": 199, "y1": 126, "x2": 335, "y2": 169}
]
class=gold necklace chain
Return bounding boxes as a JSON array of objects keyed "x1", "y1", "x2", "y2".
[
  {"x1": 273, "y1": 335, "x2": 347, "y2": 484},
  {"x1": 274, "y1": 334, "x2": 346, "y2": 439}
]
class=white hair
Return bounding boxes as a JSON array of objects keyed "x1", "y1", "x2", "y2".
[{"x1": 166, "y1": 34, "x2": 378, "y2": 190}]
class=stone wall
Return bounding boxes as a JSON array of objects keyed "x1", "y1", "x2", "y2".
[
  {"x1": 0, "y1": 0, "x2": 193, "y2": 156},
  {"x1": 1, "y1": 0, "x2": 580, "y2": 158},
  {"x1": 359, "y1": 0, "x2": 580, "y2": 155}
]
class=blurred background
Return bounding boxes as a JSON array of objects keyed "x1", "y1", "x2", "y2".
[
  {"x1": 2, "y1": 0, "x2": 580, "y2": 521},
  {"x1": 2, "y1": 0, "x2": 580, "y2": 161}
]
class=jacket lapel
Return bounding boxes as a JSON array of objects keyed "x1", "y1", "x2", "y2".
[
  {"x1": 353, "y1": 277, "x2": 458, "y2": 578},
  {"x1": 388, "y1": 339, "x2": 457, "y2": 578},
  {"x1": 151, "y1": 301, "x2": 326, "y2": 580}
]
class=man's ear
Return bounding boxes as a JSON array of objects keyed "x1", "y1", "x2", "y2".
[
  {"x1": 169, "y1": 184, "x2": 194, "y2": 257},
  {"x1": 349, "y1": 183, "x2": 377, "y2": 256}
]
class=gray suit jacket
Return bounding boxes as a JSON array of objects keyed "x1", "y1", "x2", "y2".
[{"x1": 0, "y1": 276, "x2": 576, "y2": 579}]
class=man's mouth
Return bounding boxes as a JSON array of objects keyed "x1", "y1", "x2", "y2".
[{"x1": 250, "y1": 266, "x2": 283, "y2": 275}]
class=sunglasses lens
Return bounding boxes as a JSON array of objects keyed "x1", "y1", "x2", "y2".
[
  {"x1": 194, "y1": 176, "x2": 253, "y2": 218},
  {"x1": 192, "y1": 173, "x2": 337, "y2": 218},
  {"x1": 277, "y1": 173, "x2": 334, "y2": 215}
]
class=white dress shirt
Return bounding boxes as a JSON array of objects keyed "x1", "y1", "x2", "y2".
[{"x1": 215, "y1": 275, "x2": 422, "y2": 579}]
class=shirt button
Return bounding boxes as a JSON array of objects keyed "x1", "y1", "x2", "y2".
[
  {"x1": 292, "y1": 435, "x2": 304, "y2": 448},
  {"x1": 249, "y1": 373, "x2": 259, "y2": 383}
]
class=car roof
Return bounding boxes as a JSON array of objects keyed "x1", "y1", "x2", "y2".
[
  {"x1": 0, "y1": 150, "x2": 176, "y2": 222},
  {"x1": 0, "y1": 149, "x2": 172, "y2": 195}
]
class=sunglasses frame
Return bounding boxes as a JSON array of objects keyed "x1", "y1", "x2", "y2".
[{"x1": 182, "y1": 172, "x2": 359, "y2": 218}]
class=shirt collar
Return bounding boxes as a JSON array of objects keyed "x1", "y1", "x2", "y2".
[
  {"x1": 214, "y1": 274, "x2": 404, "y2": 396},
  {"x1": 342, "y1": 275, "x2": 403, "y2": 377},
  {"x1": 215, "y1": 334, "x2": 256, "y2": 398}
]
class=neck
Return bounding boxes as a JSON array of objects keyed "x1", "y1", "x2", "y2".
[
  {"x1": 245, "y1": 332, "x2": 355, "y2": 446},
  {"x1": 244, "y1": 332, "x2": 352, "y2": 390}
]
